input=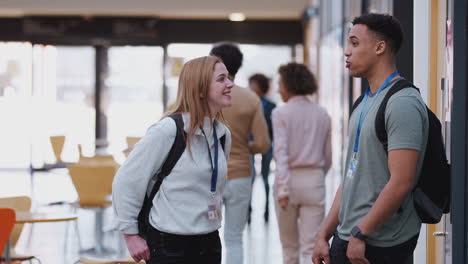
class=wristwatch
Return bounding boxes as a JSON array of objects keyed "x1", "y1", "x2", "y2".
[{"x1": 351, "y1": 226, "x2": 368, "y2": 242}]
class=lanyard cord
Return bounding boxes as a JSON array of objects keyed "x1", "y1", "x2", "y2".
[
  {"x1": 353, "y1": 72, "x2": 399, "y2": 153},
  {"x1": 201, "y1": 122, "x2": 219, "y2": 194}
]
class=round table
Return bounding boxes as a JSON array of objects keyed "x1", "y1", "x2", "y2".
[
  {"x1": 15, "y1": 211, "x2": 77, "y2": 223},
  {"x1": 3, "y1": 211, "x2": 78, "y2": 262}
]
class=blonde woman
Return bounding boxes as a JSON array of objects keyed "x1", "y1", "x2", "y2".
[{"x1": 112, "y1": 56, "x2": 233, "y2": 264}]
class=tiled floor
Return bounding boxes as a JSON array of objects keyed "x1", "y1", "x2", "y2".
[{"x1": 0, "y1": 163, "x2": 340, "y2": 264}]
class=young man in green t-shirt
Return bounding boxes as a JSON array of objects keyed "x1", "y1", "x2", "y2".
[{"x1": 312, "y1": 13, "x2": 429, "y2": 264}]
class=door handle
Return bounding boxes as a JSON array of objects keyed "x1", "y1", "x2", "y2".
[{"x1": 433, "y1": 231, "x2": 449, "y2": 237}]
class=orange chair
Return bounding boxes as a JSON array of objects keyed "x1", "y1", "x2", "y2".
[
  {"x1": 0, "y1": 208, "x2": 20, "y2": 264},
  {"x1": 0, "y1": 196, "x2": 39, "y2": 263}
]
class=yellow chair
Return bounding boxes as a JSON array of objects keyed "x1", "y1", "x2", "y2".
[
  {"x1": 0, "y1": 196, "x2": 40, "y2": 263},
  {"x1": 68, "y1": 164, "x2": 116, "y2": 208},
  {"x1": 79, "y1": 155, "x2": 118, "y2": 167},
  {"x1": 124, "y1": 137, "x2": 141, "y2": 157},
  {"x1": 68, "y1": 164, "x2": 118, "y2": 257},
  {"x1": 50, "y1": 136, "x2": 66, "y2": 163},
  {"x1": 77, "y1": 255, "x2": 143, "y2": 264}
]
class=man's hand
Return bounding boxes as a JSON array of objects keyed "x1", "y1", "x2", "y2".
[
  {"x1": 277, "y1": 196, "x2": 289, "y2": 209},
  {"x1": 312, "y1": 237, "x2": 331, "y2": 264},
  {"x1": 124, "y1": 234, "x2": 150, "y2": 262},
  {"x1": 346, "y1": 236, "x2": 369, "y2": 264}
]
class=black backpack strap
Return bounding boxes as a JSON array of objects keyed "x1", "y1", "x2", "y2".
[
  {"x1": 350, "y1": 94, "x2": 365, "y2": 118},
  {"x1": 214, "y1": 120, "x2": 226, "y2": 151},
  {"x1": 375, "y1": 79, "x2": 418, "y2": 152},
  {"x1": 147, "y1": 114, "x2": 186, "y2": 201},
  {"x1": 220, "y1": 135, "x2": 226, "y2": 151}
]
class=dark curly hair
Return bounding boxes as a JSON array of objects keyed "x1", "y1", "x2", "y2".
[
  {"x1": 209, "y1": 42, "x2": 243, "y2": 76},
  {"x1": 249, "y1": 73, "x2": 270, "y2": 95},
  {"x1": 352, "y1": 13, "x2": 403, "y2": 54},
  {"x1": 278, "y1": 63, "x2": 317, "y2": 95}
]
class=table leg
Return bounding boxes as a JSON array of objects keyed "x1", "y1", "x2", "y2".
[
  {"x1": 95, "y1": 209, "x2": 104, "y2": 254},
  {"x1": 4, "y1": 238, "x2": 11, "y2": 262},
  {"x1": 80, "y1": 208, "x2": 116, "y2": 259}
]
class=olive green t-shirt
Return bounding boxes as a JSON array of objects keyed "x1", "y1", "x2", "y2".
[{"x1": 338, "y1": 79, "x2": 429, "y2": 247}]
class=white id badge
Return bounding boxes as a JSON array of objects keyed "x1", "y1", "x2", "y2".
[
  {"x1": 208, "y1": 194, "x2": 219, "y2": 220},
  {"x1": 346, "y1": 153, "x2": 358, "y2": 179}
]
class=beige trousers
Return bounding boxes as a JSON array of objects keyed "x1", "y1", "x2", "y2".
[{"x1": 275, "y1": 168, "x2": 325, "y2": 264}]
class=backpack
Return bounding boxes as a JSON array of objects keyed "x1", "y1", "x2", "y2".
[
  {"x1": 137, "y1": 114, "x2": 226, "y2": 239},
  {"x1": 350, "y1": 79, "x2": 451, "y2": 224}
]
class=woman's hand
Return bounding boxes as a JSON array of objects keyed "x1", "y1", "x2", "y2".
[
  {"x1": 124, "y1": 234, "x2": 150, "y2": 262},
  {"x1": 278, "y1": 196, "x2": 289, "y2": 209}
]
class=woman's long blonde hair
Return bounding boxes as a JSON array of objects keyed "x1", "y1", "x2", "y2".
[{"x1": 166, "y1": 56, "x2": 223, "y2": 151}]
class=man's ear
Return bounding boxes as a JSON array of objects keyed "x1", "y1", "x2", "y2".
[{"x1": 375, "y1": 40, "x2": 387, "y2": 55}]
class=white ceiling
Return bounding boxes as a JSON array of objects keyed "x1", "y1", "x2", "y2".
[{"x1": 0, "y1": 0, "x2": 310, "y2": 19}]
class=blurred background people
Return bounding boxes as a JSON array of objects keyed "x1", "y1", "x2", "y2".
[
  {"x1": 248, "y1": 73, "x2": 276, "y2": 223},
  {"x1": 210, "y1": 43, "x2": 270, "y2": 264},
  {"x1": 273, "y1": 63, "x2": 332, "y2": 264}
]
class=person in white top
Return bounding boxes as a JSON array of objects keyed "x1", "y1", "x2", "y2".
[{"x1": 112, "y1": 56, "x2": 233, "y2": 264}]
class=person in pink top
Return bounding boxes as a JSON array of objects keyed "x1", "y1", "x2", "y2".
[{"x1": 273, "y1": 63, "x2": 332, "y2": 264}]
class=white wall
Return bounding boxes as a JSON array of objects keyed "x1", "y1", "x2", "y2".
[
  {"x1": 414, "y1": 0, "x2": 431, "y2": 104},
  {"x1": 413, "y1": 0, "x2": 430, "y2": 263}
]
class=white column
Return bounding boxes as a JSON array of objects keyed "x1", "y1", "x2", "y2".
[
  {"x1": 414, "y1": 0, "x2": 431, "y2": 103},
  {"x1": 413, "y1": 0, "x2": 430, "y2": 263}
]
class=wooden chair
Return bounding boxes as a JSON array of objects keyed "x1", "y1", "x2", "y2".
[
  {"x1": 124, "y1": 137, "x2": 141, "y2": 157},
  {"x1": 77, "y1": 255, "x2": 143, "y2": 264},
  {"x1": 78, "y1": 155, "x2": 118, "y2": 168},
  {"x1": 68, "y1": 164, "x2": 117, "y2": 208},
  {"x1": 50, "y1": 136, "x2": 66, "y2": 163},
  {"x1": 0, "y1": 196, "x2": 39, "y2": 263},
  {"x1": 68, "y1": 164, "x2": 117, "y2": 256}
]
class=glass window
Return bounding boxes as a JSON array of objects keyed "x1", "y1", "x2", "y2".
[
  {"x1": 0, "y1": 42, "x2": 33, "y2": 168},
  {"x1": 106, "y1": 46, "x2": 164, "y2": 157},
  {"x1": 31, "y1": 46, "x2": 96, "y2": 165},
  {"x1": 166, "y1": 43, "x2": 294, "y2": 106}
]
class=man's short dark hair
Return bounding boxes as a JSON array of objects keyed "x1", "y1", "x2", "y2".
[
  {"x1": 210, "y1": 43, "x2": 243, "y2": 76},
  {"x1": 249, "y1": 74, "x2": 270, "y2": 94},
  {"x1": 278, "y1": 63, "x2": 317, "y2": 95},
  {"x1": 352, "y1": 13, "x2": 403, "y2": 54}
]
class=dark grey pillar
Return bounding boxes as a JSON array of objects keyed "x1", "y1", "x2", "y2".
[
  {"x1": 452, "y1": 0, "x2": 468, "y2": 263},
  {"x1": 162, "y1": 44, "x2": 168, "y2": 112},
  {"x1": 95, "y1": 45, "x2": 108, "y2": 148},
  {"x1": 393, "y1": 0, "x2": 414, "y2": 83}
]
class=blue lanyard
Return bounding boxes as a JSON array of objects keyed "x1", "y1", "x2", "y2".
[
  {"x1": 202, "y1": 122, "x2": 219, "y2": 194},
  {"x1": 353, "y1": 72, "x2": 399, "y2": 153}
]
